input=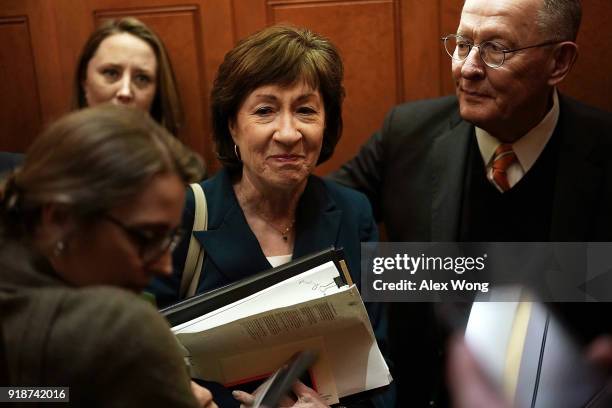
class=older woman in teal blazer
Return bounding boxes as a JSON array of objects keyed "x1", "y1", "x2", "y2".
[
  {"x1": 155, "y1": 168, "x2": 377, "y2": 303},
  {"x1": 153, "y1": 165, "x2": 386, "y2": 358},
  {"x1": 149, "y1": 25, "x2": 393, "y2": 408}
]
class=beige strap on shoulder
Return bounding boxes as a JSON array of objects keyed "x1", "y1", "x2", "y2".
[{"x1": 179, "y1": 183, "x2": 208, "y2": 299}]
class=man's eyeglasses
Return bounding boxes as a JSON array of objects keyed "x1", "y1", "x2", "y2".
[
  {"x1": 441, "y1": 34, "x2": 565, "y2": 68},
  {"x1": 102, "y1": 214, "x2": 184, "y2": 265}
]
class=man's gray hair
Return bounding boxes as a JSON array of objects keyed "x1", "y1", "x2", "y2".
[{"x1": 536, "y1": 0, "x2": 582, "y2": 41}]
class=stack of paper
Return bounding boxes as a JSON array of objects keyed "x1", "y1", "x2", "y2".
[{"x1": 163, "y1": 249, "x2": 392, "y2": 405}]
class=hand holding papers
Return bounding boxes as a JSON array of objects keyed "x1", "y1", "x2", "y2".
[
  {"x1": 250, "y1": 351, "x2": 317, "y2": 408},
  {"x1": 162, "y1": 249, "x2": 392, "y2": 405}
]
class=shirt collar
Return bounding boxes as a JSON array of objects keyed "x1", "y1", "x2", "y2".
[{"x1": 476, "y1": 89, "x2": 560, "y2": 171}]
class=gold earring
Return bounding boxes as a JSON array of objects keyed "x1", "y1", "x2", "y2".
[
  {"x1": 53, "y1": 240, "x2": 65, "y2": 257},
  {"x1": 234, "y1": 144, "x2": 241, "y2": 161}
]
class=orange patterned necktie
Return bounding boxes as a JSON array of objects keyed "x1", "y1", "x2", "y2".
[{"x1": 489, "y1": 144, "x2": 518, "y2": 193}]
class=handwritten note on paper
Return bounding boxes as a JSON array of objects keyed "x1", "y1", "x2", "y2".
[
  {"x1": 298, "y1": 279, "x2": 338, "y2": 296},
  {"x1": 173, "y1": 261, "x2": 346, "y2": 334}
]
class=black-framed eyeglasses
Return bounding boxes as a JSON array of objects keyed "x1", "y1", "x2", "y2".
[
  {"x1": 441, "y1": 34, "x2": 566, "y2": 68},
  {"x1": 102, "y1": 214, "x2": 184, "y2": 265}
]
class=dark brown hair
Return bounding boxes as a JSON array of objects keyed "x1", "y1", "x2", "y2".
[
  {"x1": 0, "y1": 105, "x2": 203, "y2": 239},
  {"x1": 73, "y1": 17, "x2": 183, "y2": 135},
  {"x1": 211, "y1": 25, "x2": 345, "y2": 170}
]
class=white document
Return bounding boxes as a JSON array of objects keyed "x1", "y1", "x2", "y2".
[
  {"x1": 173, "y1": 261, "x2": 344, "y2": 334},
  {"x1": 173, "y1": 280, "x2": 392, "y2": 400}
]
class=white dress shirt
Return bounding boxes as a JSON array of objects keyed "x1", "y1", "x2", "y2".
[
  {"x1": 266, "y1": 254, "x2": 292, "y2": 268},
  {"x1": 476, "y1": 89, "x2": 560, "y2": 192}
]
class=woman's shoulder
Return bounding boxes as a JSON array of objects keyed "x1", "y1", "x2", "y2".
[
  {"x1": 191, "y1": 168, "x2": 236, "y2": 213},
  {"x1": 39, "y1": 286, "x2": 196, "y2": 405},
  {"x1": 180, "y1": 170, "x2": 223, "y2": 218},
  {"x1": 9, "y1": 286, "x2": 173, "y2": 373},
  {"x1": 315, "y1": 175, "x2": 372, "y2": 210},
  {"x1": 312, "y1": 176, "x2": 377, "y2": 240},
  {"x1": 55, "y1": 286, "x2": 170, "y2": 336},
  {"x1": 200, "y1": 167, "x2": 231, "y2": 191},
  {"x1": 46, "y1": 287, "x2": 186, "y2": 373},
  {"x1": 40, "y1": 286, "x2": 177, "y2": 361}
]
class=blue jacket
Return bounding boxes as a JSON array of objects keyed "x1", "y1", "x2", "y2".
[
  {"x1": 149, "y1": 168, "x2": 394, "y2": 407},
  {"x1": 151, "y1": 167, "x2": 378, "y2": 302}
]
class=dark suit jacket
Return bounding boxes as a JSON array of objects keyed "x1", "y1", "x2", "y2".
[
  {"x1": 331, "y1": 94, "x2": 612, "y2": 406},
  {"x1": 150, "y1": 168, "x2": 394, "y2": 408},
  {"x1": 333, "y1": 94, "x2": 612, "y2": 242}
]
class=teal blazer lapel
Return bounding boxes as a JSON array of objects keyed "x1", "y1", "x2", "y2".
[
  {"x1": 191, "y1": 172, "x2": 343, "y2": 282},
  {"x1": 430, "y1": 115, "x2": 473, "y2": 241},
  {"x1": 293, "y1": 177, "x2": 342, "y2": 257},
  {"x1": 193, "y1": 170, "x2": 270, "y2": 281}
]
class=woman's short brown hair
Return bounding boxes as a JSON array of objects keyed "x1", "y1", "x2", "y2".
[
  {"x1": 0, "y1": 105, "x2": 203, "y2": 239},
  {"x1": 211, "y1": 25, "x2": 345, "y2": 170},
  {"x1": 73, "y1": 17, "x2": 183, "y2": 135}
]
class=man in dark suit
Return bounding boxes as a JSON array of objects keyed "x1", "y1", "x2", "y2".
[{"x1": 332, "y1": 0, "x2": 612, "y2": 405}]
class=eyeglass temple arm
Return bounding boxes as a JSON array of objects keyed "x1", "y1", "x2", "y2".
[{"x1": 503, "y1": 40, "x2": 568, "y2": 53}]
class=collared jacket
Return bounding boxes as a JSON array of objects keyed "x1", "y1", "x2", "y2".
[
  {"x1": 0, "y1": 239, "x2": 199, "y2": 407},
  {"x1": 149, "y1": 168, "x2": 394, "y2": 408},
  {"x1": 331, "y1": 94, "x2": 612, "y2": 407}
]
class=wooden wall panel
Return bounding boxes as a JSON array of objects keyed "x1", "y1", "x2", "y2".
[
  {"x1": 439, "y1": 0, "x2": 463, "y2": 96},
  {"x1": 0, "y1": 17, "x2": 42, "y2": 151},
  {"x1": 266, "y1": 0, "x2": 402, "y2": 175},
  {"x1": 401, "y1": 0, "x2": 440, "y2": 101},
  {"x1": 559, "y1": 0, "x2": 612, "y2": 112},
  {"x1": 0, "y1": 0, "x2": 66, "y2": 152},
  {"x1": 232, "y1": 0, "x2": 267, "y2": 42}
]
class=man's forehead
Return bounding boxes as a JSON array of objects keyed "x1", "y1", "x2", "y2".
[
  {"x1": 458, "y1": 0, "x2": 542, "y2": 39},
  {"x1": 461, "y1": 0, "x2": 542, "y2": 17}
]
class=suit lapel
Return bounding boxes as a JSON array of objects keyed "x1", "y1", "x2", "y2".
[
  {"x1": 191, "y1": 173, "x2": 342, "y2": 282},
  {"x1": 293, "y1": 177, "x2": 342, "y2": 258},
  {"x1": 193, "y1": 170, "x2": 270, "y2": 282},
  {"x1": 430, "y1": 115, "x2": 473, "y2": 241}
]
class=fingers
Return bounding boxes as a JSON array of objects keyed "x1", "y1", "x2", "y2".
[
  {"x1": 232, "y1": 390, "x2": 255, "y2": 407},
  {"x1": 291, "y1": 396, "x2": 328, "y2": 408},
  {"x1": 586, "y1": 335, "x2": 612, "y2": 372},
  {"x1": 446, "y1": 336, "x2": 507, "y2": 408},
  {"x1": 447, "y1": 337, "x2": 482, "y2": 386},
  {"x1": 278, "y1": 394, "x2": 297, "y2": 407},
  {"x1": 291, "y1": 380, "x2": 316, "y2": 397},
  {"x1": 233, "y1": 380, "x2": 328, "y2": 408},
  {"x1": 291, "y1": 381, "x2": 329, "y2": 407},
  {"x1": 190, "y1": 381, "x2": 218, "y2": 408}
]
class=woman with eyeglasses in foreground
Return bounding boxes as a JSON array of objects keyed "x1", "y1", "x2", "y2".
[{"x1": 0, "y1": 105, "x2": 216, "y2": 407}]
